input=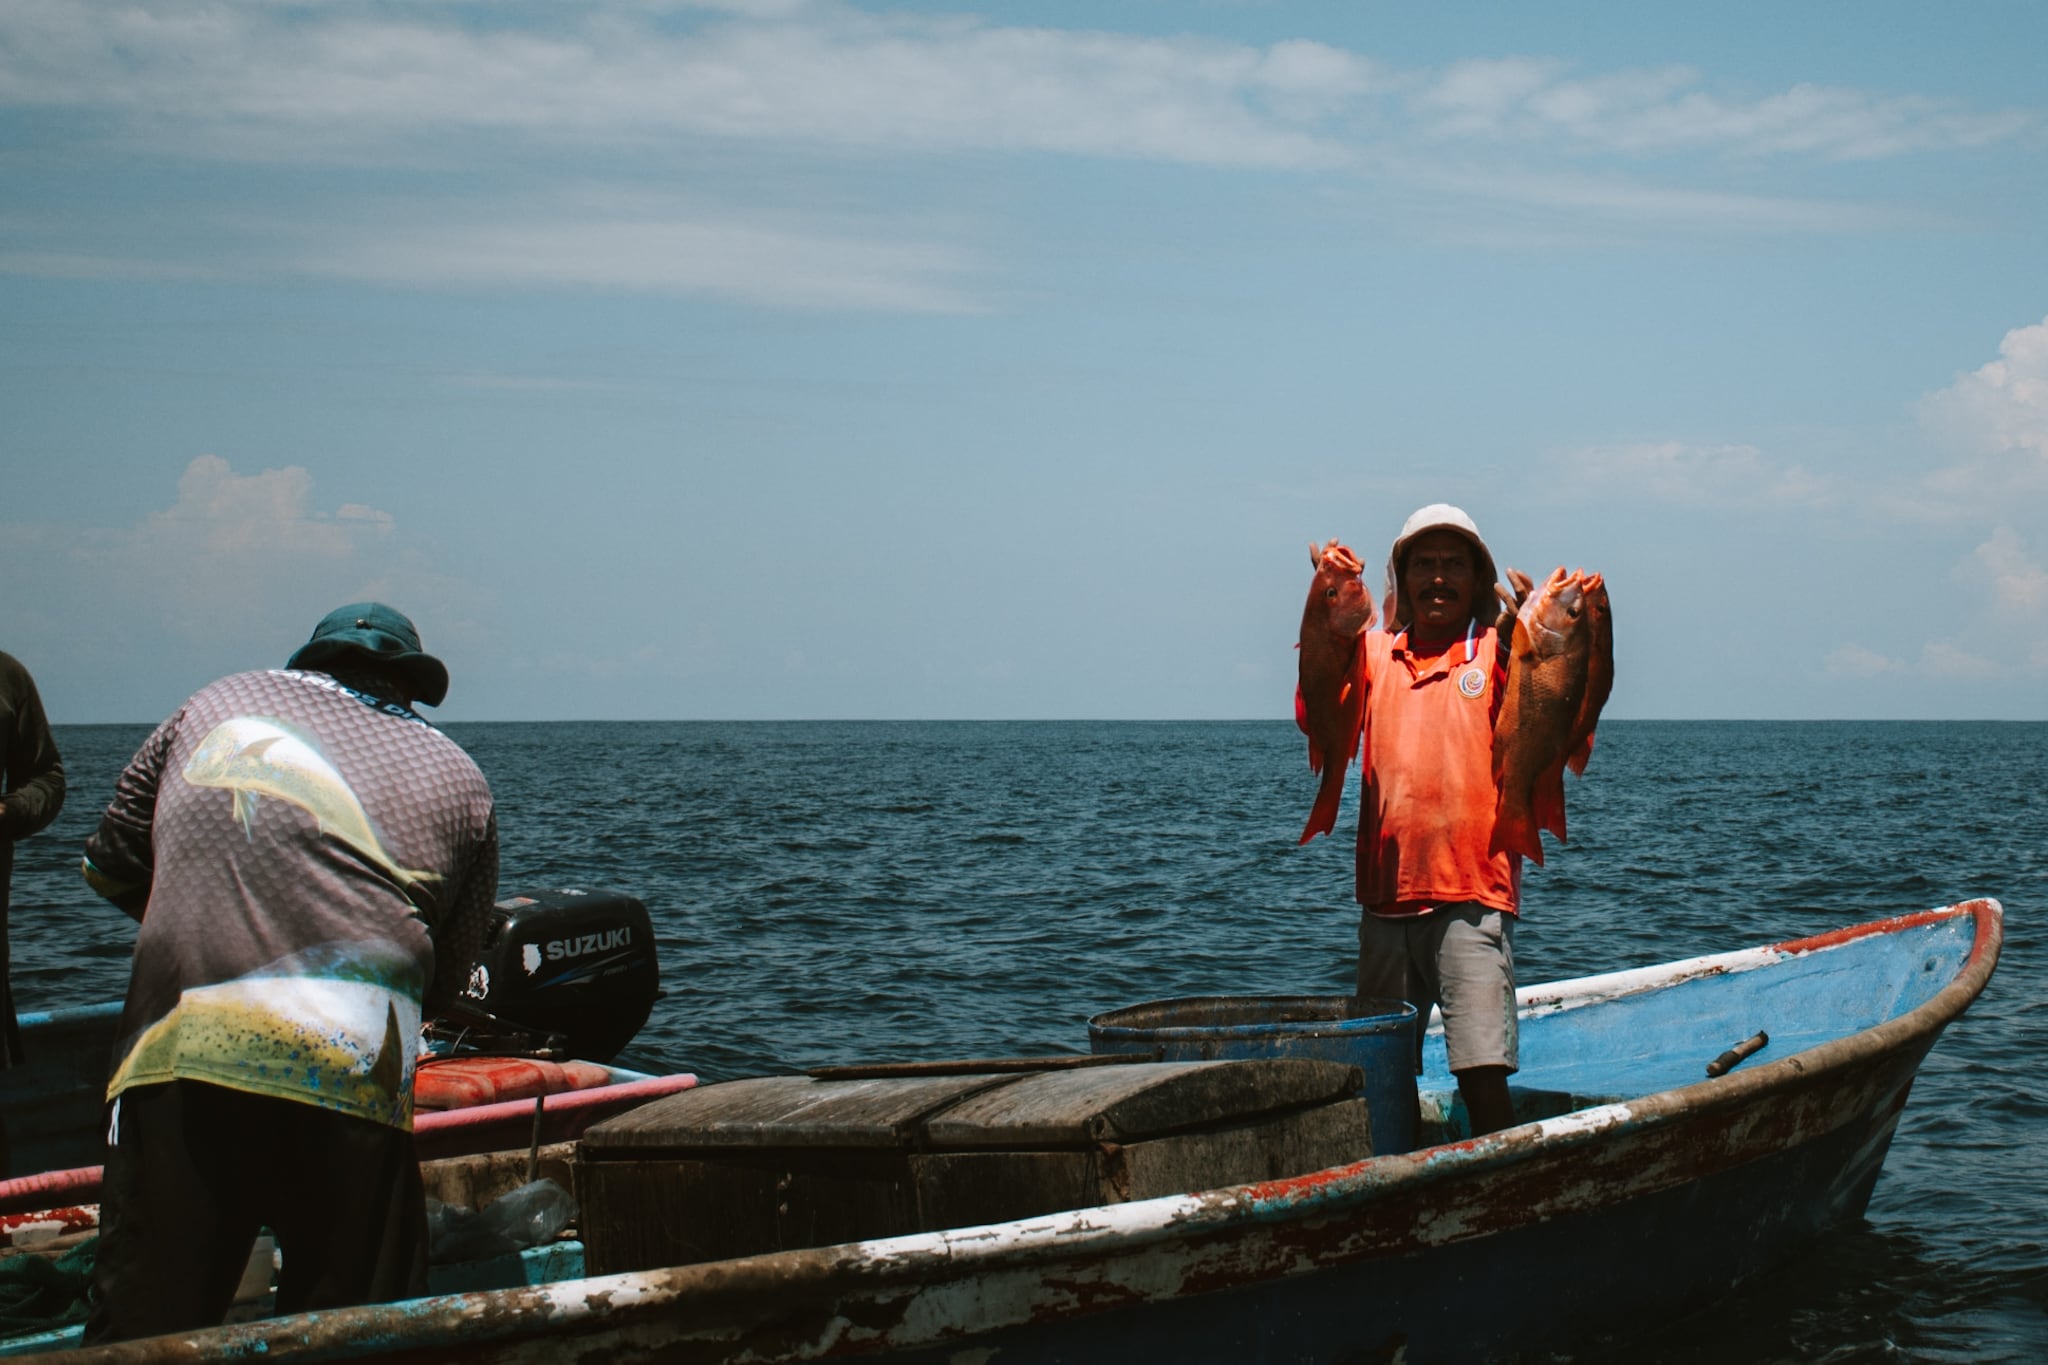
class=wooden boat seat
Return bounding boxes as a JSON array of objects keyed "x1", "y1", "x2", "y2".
[{"x1": 576, "y1": 1058, "x2": 1374, "y2": 1274}]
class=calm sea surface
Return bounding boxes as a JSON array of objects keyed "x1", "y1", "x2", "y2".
[{"x1": 11, "y1": 720, "x2": 2045, "y2": 1361}]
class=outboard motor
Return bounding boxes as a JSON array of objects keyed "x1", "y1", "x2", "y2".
[{"x1": 430, "y1": 887, "x2": 660, "y2": 1064}]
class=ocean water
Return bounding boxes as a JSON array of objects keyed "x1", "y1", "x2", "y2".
[{"x1": 11, "y1": 719, "x2": 2046, "y2": 1362}]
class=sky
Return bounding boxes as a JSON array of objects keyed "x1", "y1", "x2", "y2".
[{"x1": 3, "y1": 0, "x2": 2045, "y2": 723}]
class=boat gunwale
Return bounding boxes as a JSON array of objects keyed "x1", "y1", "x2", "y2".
[{"x1": 1513, "y1": 900, "x2": 1989, "y2": 1017}]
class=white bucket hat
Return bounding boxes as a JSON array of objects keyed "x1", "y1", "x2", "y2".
[{"x1": 1384, "y1": 503, "x2": 1500, "y2": 628}]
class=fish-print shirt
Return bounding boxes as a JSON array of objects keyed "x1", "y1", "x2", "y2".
[
  {"x1": 83, "y1": 669, "x2": 497, "y2": 1129},
  {"x1": 1354, "y1": 626, "x2": 1520, "y2": 918}
]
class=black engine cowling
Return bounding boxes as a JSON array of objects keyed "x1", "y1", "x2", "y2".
[{"x1": 433, "y1": 887, "x2": 660, "y2": 1063}]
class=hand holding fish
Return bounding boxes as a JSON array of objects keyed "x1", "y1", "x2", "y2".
[
  {"x1": 1489, "y1": 566, "x2": 1614, "y2": 864},
  {"x1": 1298, "y1": 539, "x2": 1377, "y2": 844},
  {"x1": 1492, "y1": 567, "x2": 1535, "y2": 635},
  {"x1": 1316, "y1": 541, "x2": 1364, "y2": 576},
  {"x1": 1490, "y1": 566, "x2": 1536, "y2": 673}
]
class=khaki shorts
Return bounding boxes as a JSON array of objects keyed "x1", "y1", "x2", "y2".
[{"x1": 1356, "y1": 903, "x2": 1518, "y2": 1076}]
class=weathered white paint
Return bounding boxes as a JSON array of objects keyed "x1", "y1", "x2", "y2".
[{"x1": 1532, "y1": 1103, "x2": 1637, "y2": 1140}]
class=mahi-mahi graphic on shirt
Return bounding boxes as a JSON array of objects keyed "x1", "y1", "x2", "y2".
[
  {"x1": 183, "y1": 715, "x2": 442, "y2": 899},
  {"x1": 106, "y1": 969, "x2": 422, "y2": 1127}
]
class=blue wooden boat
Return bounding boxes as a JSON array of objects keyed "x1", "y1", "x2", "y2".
[{"x1": 27, "y1": 899, "x2": 2003, "y2": 1363}]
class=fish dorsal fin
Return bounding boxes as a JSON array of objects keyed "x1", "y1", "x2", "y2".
[
  {"x1": 369, "y1": 1002, "x2": 405, "y2": 1098},
  {"x1": 1511, "y1": 613, "x2": 1540, "y2": 663}
]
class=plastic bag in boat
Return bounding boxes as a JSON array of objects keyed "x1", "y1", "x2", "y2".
[{"x1": 426, "y1": 1178, "x2": 577, "y2": 1264}]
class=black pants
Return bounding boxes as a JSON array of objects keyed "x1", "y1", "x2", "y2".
[{"x1": 84, "y1": 1080, "x2": 428, "y2": 1345}]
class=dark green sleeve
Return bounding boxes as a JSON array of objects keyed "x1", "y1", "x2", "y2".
[{"x1": 0, "y1": 653, "x2": 65, "y2": 841}]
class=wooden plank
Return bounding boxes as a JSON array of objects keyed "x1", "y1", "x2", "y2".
[
  {"x1": 1108, "y1": 1099, "x2": 1373, "y2": 1197},
  {"x1": 807, "y1": 1054, "x2": 1148, "y2": 1081},
  {"x1": 580, "y1": 1074, "x2": 1017, "y2": 1153},
  {"x1": 909, "y1": 1099, "x2": 1373, "y2": 1228},
  {"x1": 921, "y1": 1059, "x2": 1364, "y2": 1147},
  {"x1": 579, "y1": 1147, "x2": 919, "y2": 1275},
  {"x1": 910, "y1": 1150, "x2": 1099, "y2": 1231}
]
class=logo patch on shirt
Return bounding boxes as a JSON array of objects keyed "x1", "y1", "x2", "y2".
[{"x1": 1458, "y1": 666, "x2": 1487, "y2": 698}]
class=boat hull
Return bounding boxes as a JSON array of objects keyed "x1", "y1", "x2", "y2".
[
  {"x1": 817, "y1": 1037, "x2": 1931, "y2": 1364},
  {"x1": 37, "y1": 899, "x2": 2001, "y2": 1364}
]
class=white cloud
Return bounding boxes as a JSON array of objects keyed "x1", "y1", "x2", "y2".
[
  {"x1": 70, "y1": 457, "x2": 421, "y2": 642},
  {"x1": 1835, "y1": 524, "x2": 2048, "y2": 690},
  {"x1": 1916, "y1": 317, "x2": 2048, "y2": 466},
  {"x1": 1855, "y1": 314, "x2": 2048, "y2": 531},
  {"x1": 1824, "y1": 644, "x2": 1904, "y2": 677},
  {"x1": 1411, "y1": 61, "x2": 2032, "y2": 160},
  {"x1": 0, "y1": 252, "x2": 225, "y2": 282},
  {"x1": 1817, "y1": 320, "x2": 2048, "y2": 696},
  {"x1": 1954, "y1": 525, "x2": 2048, "y2": 615},
  {"x1": 134, "y1": 455, "x2": 373, "y2": 562},
  {"x1": 303, "y1": 199, "x2": 983, "y2": 312},
  {"x1": 0, "y1": 4, "x2": 2037, "y2": 297},
  {"x1": 1413, "y1": 57, "x2": 1563, "y2": 136},
  {"x1": 0, "y1": 457, "x2": 481, "y2": 705},
  {"x1": 0, "y1": 2, "x2": 2028, "y2": 171},
  {"x1": 439, "y1": 372, "x2": 627, "y2": 394},
  {"x1": 1826, "y1": 636, "x2": 2036, "y2": 686},
  {"x1": 1918, "y1": 640, "x2": 1999, "y2": 680},
  {"x1": 1560, "y1": 441, "x2": 1834, "y2": 507},
  {"x1": 1402, "y1": 163, "x2": 1895, "y2": 238},
  {"x1": 0, "y1": 1, "x2": 1362, "y2": 169}
]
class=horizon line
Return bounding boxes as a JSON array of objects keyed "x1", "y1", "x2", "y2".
[{"x1": 47, "y1": 715, "x2": 2047, "y2": 727}]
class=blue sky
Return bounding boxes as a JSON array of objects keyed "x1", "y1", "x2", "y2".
[{"x1": 4, "y1": 1, "x2": 2045, "y2": 722}]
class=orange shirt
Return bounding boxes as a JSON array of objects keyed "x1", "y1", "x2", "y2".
[{"x1": 1354, "y1": 626, "x2": 1520, "y2": 918}]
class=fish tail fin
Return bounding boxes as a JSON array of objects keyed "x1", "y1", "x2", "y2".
[
  {"x1": 1490, "y1": 788, "x2": 1547, "y2": 866},
  {"x1": 1299, "y1": 765, "x2": 1347, "y2": 844},
  {"x1": 231, "y1": 790, "x2": 259, "y2": 840},
  {"x1": 1566, "y1": 729, "x2": 1595, "y2": 777}
]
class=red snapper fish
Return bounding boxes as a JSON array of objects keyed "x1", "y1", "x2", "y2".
[
  {"x1": 1490, "y1": 566, "x2": 1614, "y2": 864},
  {"x1": 1298, "y1": 540, "x2": 1376, "y2": 844}
]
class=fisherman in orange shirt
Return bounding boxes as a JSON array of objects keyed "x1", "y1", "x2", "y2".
[{"x1": 1347, "y1": 505, "x2": 1530, "y2": 1138}]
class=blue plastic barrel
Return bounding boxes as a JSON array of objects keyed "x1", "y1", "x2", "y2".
[{"x1": 1086, "y1": 995, "x2": 1418, "y2": 1156}]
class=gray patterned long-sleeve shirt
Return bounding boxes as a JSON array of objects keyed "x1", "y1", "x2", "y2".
[{"x1": 83, "y1": 669, "x2": 496, "y2": 1129}]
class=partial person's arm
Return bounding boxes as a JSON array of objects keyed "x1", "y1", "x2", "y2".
[
  {"x1": 80, "y1": 715, "x2": 179, "y2": 920},
  {"x1": 0, "y1": 661, "x2": 65, "y2": 840},
  {"x1": 422, "y1": 810, "x2": 500, "y2": 1019}
]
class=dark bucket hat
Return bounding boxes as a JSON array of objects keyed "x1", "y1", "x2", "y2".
[{"x1": 287, "y1": 602, "x2": 450, "y2": 707}]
